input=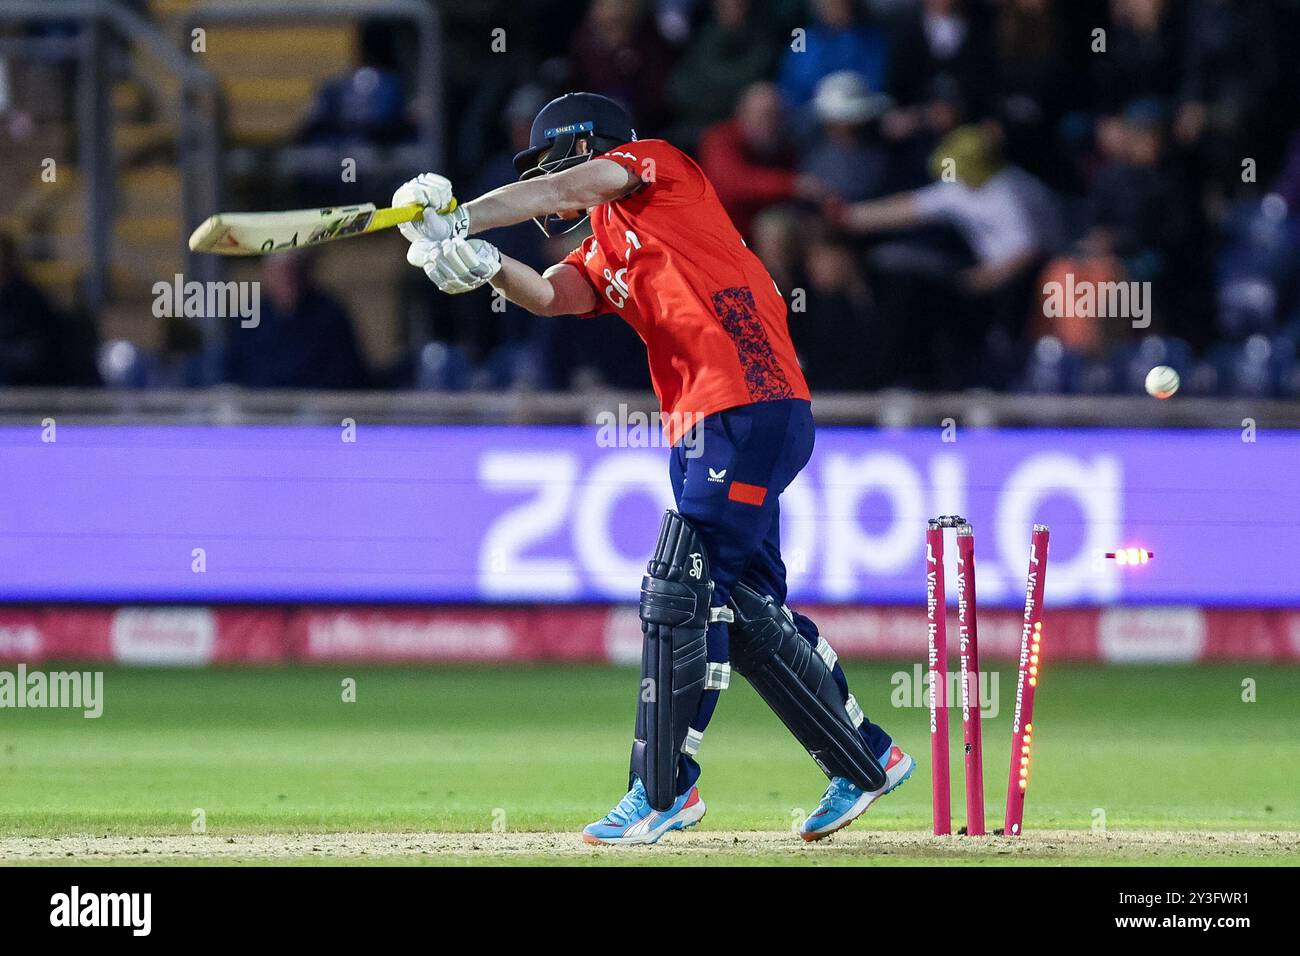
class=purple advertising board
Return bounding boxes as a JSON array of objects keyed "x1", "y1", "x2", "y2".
[{"x1": 0, "y1": 425, "x2": 1294, "y2": 606}]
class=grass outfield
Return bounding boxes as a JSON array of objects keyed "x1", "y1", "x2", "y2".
[{"x1": 1, "y1": 664, "x2": 1297, "y2": 865}]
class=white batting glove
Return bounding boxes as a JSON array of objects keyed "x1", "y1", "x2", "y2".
[
  {"x1": 407, "y1": 237, "x2": 502, "y2": 294},
  {"x1": 392, "y1": 173, "x2": 469, "y2": 243}
]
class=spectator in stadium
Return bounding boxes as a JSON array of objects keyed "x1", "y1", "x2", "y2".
[
  {"x1": 666, "y1": 0, "x2": 780, "y2": 149},
  {"x1": 698, "y1": 82, "x2": 825, "y2": 238},
  {"x1": 569, "y1": 0, "x2": 675, "y2": 133},
  {"x1": 882, "y1": 73, "x2": 971, "y2": 190},
  {"x1": 1174, "y1": 0, "x2": 1282, "y2": 207},
  {"x1": 439, "y1": 2, "x2": 560, "y2": 181},
  {"x1": 839, "y1": 124, "x2": 1054, "y2": 296},
  {"x1": 777, "y1": 0, "x2": 889, "y2": 109},
  {"x1": 1091, "y1": 0, "x2": 1179, "y2": 115},
  {"x1": 994, "y1": 0, "x2": 1071, "y2": 185},
  {"x1": 155, "y1": 315, "x2": 207, "y2": 389},
  {"x1": 0, "y1": 233, "x2": 82, "y2": 386},
  {"x1": 1082, "y1": 99, "x2": 1186, "y2": 288},
  {"x1": 224, "y1": 251, "x2": 369, "y2": 389},
  {"x1": 800, "y1": 70, "x2": 893, "y2": 203},
  {"x1": 1030, "y1": 251, "x2": 1129, "y2": 369},
  {"x1": 749, "y1": 205, "x2": 809, "y2": 297},
  {"x1": 885, "y1": 0, "x2": 998, "y2": 118},
  {"x1": 298, "y1": 20, "x2": 412, "y2": 147},
  {"x1": 789, "y1": 230, "x2": 883, "y2": 389},
  {"x1": 835, "y1": 124, "x2": 1058, "y2": 386}
]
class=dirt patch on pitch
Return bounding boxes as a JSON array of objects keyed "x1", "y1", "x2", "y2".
[{"x1": 2, "y1": 829, "x2": 1297, "y2": 863}]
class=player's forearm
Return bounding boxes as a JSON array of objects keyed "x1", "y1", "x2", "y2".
[
  {"x1": 488, "y1": 255, "x2": 596, "y2": 317},
  {"x1": 487, "y1": 255, "x2": 555, "y2": 312},
  {"x1": 464, "y1": 180, "x2": 566, "y2": 234},
  {"x1": 464, "y1": 159, "x2": 637, "y2": 234}
]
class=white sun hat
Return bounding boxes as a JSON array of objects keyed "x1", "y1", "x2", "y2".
[{"x1": 812, "y1": 70, "x2": 894, "y2": 124}]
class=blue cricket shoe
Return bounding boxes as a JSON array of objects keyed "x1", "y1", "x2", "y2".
[
  {"x1": 799, "y1": 744, "x2": 915, "y2": 842},
  {"x1": 582, "y1": 779, "x2": 706, "y2": 846}
]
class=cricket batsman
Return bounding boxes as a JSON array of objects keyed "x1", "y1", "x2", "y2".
[{"x1": 395, "y1": 92, "x2": 913, "y2": 844}]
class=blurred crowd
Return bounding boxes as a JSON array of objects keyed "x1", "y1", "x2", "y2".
[
  {"x1": 5, "y1": 0, "x2": 1300, "y2": 398},
  {"x1": 431, "y1": 0, "x2": 1300, "y2": 397}
]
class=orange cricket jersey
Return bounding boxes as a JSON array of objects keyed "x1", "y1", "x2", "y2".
[{"x1": 560, "y1": 139, "x2": 810, "y2": 445}]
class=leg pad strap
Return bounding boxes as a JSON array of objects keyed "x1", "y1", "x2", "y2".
[{"x1": 728, "y1": 583, "x2": 887, "y2": 792}]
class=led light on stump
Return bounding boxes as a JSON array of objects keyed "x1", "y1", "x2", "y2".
[{"x1": 1107, "y1": 547, "x2": 1153, "y2": 565}]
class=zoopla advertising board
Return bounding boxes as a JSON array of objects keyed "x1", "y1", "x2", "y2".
[{"x1": 0, "y1": 425, "x2": 1294, "y2": 606}]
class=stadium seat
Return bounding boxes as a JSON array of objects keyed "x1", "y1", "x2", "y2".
[
  {"x1": 1214, "y1": 197, "x2": 1300, "y2": 339},
  {"x1": 1229, "y1": 334, "x2": 1277, "y2": 397},
  {"x1": 97, "y1": 339, "x2": 158, "y2": 389},
  {"x1": 1020, "y1": 336, "x2": 1084, "y2": 394},
  {"x1": 415, "y1": 342, "x2": 471, "y2": 391}
]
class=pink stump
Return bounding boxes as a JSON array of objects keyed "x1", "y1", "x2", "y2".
[
  {"x1": 955, "y1": 526, "x2": 984, "y2": 836},
  {"x1": 1004, "y1": 524, "x2": 1050, "y2": 836},
  {"x1": 925, "y1": 521, "x2": 950, "y2": 835}
]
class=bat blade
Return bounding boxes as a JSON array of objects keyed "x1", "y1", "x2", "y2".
[{"x1": 187, "y1": 202, "x2": 427, "y2": 256}]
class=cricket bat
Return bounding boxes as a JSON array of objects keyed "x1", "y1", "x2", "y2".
[{"x1": 187, "y1": 199, "x2": 456, "y2": 256}]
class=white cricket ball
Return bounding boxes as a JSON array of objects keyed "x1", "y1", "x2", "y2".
[{"x1": 1145, "y1": 364, "x2": 1180, "y2": 399}]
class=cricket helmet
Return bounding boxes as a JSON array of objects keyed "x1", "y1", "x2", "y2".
[{"x1": 513, "y1": 92, "x2": 637, "y2": 236}]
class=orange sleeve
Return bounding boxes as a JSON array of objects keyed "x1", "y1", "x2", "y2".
[
  {"x1": 558, "y1": 240, "x2": 606, "y2": 319},
  {"x1": 597, "y1": 140, "x2": 704, "y2": 207}
]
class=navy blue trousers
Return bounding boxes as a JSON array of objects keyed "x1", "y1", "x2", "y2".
[{"x1": 666, "y1": 398, "x2": 892, "y2": 793}]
